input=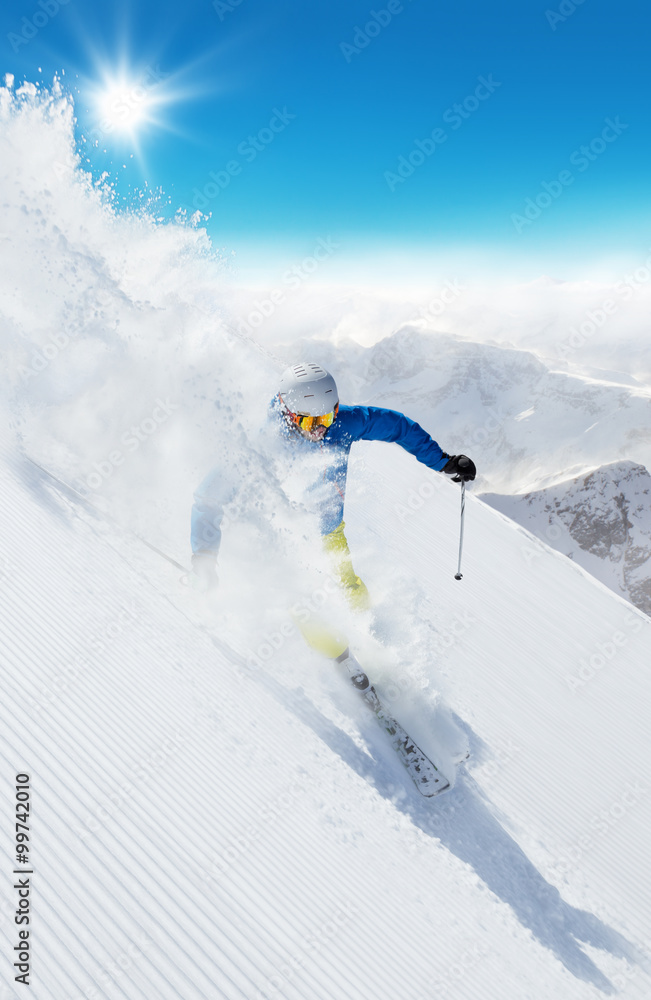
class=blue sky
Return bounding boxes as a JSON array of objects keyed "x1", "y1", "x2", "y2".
[{"x1": 3, "y1": 0, "x2": 650, "y2": 280}]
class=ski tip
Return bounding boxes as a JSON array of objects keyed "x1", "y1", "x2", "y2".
[{"x1": 421, "y1": 779, "x2": 451, "y2": 798}]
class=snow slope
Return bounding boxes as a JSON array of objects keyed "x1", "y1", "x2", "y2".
[
  {"x1": 482, "y1": 461, "x2": 651, "y2": 616},
  {"x1": 281, "y1": 326, "x2": 651, "y2": 497},
  {"x1": 280, "y1": 327, "x2": 651, "y2": 610},
  {"x1": 3, "y1": 80, "x2": 651, "y2": 616},
  {"x1": 2, "y1": 422, "x2": 651, "y2": 999},
  {"x1": 2, "y1": 79, "x2": 651, "y2": 1000}
]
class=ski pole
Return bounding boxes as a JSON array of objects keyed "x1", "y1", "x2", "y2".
[{"x1": 454, "y1": 481, "x2": 466, "y2": 580}]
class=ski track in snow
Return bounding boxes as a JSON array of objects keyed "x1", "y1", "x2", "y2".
[
  {"x1": 2, "y1": 80, "x2": 651, "y2": 1000},
  {"x1": 2, "y1": 437, "x2": 651, "y2": 1000}
]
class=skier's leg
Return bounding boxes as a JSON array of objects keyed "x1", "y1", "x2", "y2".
[
  {"x1": 293, "y1": 615, "x2": 348, "y2": 659},
  {"x1": 292, "y1": 522, "x2": 369, "y2": 661},
  {"x1": 335, "y1": 647, "x2": 383, "y2": 710},
  {"x1": 335, "y1": 647, "x2": 369, "y2": 690},
  {"x1": 322, "y1": 520, "x2": 370, "y2": 611}
]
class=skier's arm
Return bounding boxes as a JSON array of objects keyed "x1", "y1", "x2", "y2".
[
  {"x1": 348, "y1": 405, "x2": 450, "y2": 471},
  {"x1": 191, "y1": 465, "x2": 236, "y2": 551},
  {"x1": 191, "y1": 497, "x2": 224, "y2": 555},
  {"x1": 190, "y1": 467, "x2": 239, "y2": 591}
]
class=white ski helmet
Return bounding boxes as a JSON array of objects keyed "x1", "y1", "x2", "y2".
[{"x1": 278, "y1": 363, "x2": 339, "y2": 416}]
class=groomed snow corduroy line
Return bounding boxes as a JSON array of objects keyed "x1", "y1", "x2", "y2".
[
  {"x1": 3, "y1": 433, "x2": 651, "y2": 999},
  {"x1": 0, "y1": 465, "x2": 429, "y2": 999},
  {"x1": 351, "y1": 445, "x2": 651, "y2": 947},
  {"x1": 1, "y1": 455, "x2": 471, "y2": 1000}
]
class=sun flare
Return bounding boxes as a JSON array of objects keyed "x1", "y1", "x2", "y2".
[
  {"x1": 93, "y1": 67, "x2": 167, "y2": 141},
  {"x1": 98, "y1": 80, "x2": 151, "y2": 133},
  {"x1": 86, "y1": 58, "x2": 184, "y2": 151}
]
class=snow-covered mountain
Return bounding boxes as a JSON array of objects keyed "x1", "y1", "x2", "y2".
[
  {"x1": 481, "y1": 461, "x2": 651, "y2": 615},
  {"x1": 3, "y1": 80, "x2": 651, "y2": 614},
  {"x1": 280, "y1": 327, "x2": 651, "y2": 612},
  {"x1": 293, "y1": 325, "x2": 651, "y2": 498},
  {"x1": 3, "y1": 79, "x2": 651, "y2": 999}
]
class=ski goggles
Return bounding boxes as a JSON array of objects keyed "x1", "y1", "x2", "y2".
[{"x1": 287, "y1": 401, "x2": 339, "y2": 432}]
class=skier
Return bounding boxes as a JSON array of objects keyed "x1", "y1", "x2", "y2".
[{"x1": 191, "y1": 362, "x2": 476, "y2": 692}]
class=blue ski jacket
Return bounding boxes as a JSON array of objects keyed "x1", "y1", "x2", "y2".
[{"x1": 191, "y1": 398, "x2": 449, "y2": 556}]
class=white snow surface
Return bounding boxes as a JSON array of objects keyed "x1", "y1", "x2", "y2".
[
  {"x1": 278, "y1": 328, "x2": 651, "y2": 608},
  {"x1": 3, "y1": 410, "x2": 651, "y2": 1000},
  {"x1": 2, "y1": 80, "x2": 651, "y2": 1000}
]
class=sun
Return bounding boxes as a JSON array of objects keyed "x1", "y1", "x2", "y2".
[
  {"x1": 80, "y1": 32, "x2": 222, "y2": 160},
  {"x1": 85, "y1": 56, "x2": 196, "y2": 155},
  {"x1": 98, "y1": 80, "x2": 152, "y2": 134},
  {"x1": 93, "y1": 68, "x2": 167, "y2": 141},
  {"x1": 83, "y1": 51, "x2": 208, "y2": 169}
]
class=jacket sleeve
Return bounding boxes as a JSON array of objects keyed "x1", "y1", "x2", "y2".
[
  {"x1": 348, "y1": 406, "x2": 449, "y2": 471},
  {"x1": 191, "y1": 467, "x2": 237, "y2": 557}
]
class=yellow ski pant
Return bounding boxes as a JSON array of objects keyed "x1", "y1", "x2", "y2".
[{"x1": 294, "y1": 520, "x2": 369, "y2": 659}]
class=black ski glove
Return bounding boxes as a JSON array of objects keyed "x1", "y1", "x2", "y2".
[{"x1": 442, "y1": 454, "x2": 476, "y2": 483}]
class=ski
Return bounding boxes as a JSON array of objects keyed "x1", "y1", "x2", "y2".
[
  {"x1": 26, "y1": 455, "x2": 451, "y2": 797},
  {"x1": 363, "y1": 685, "x2": 450, "y2": 797},
  {"x1": 340, "y1": 653, "x2": 450, "y2": 797}
]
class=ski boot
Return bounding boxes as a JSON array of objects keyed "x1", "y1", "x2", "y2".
[{"x1": 335, "y1": 648, "x2": 382, "y2": 713}]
